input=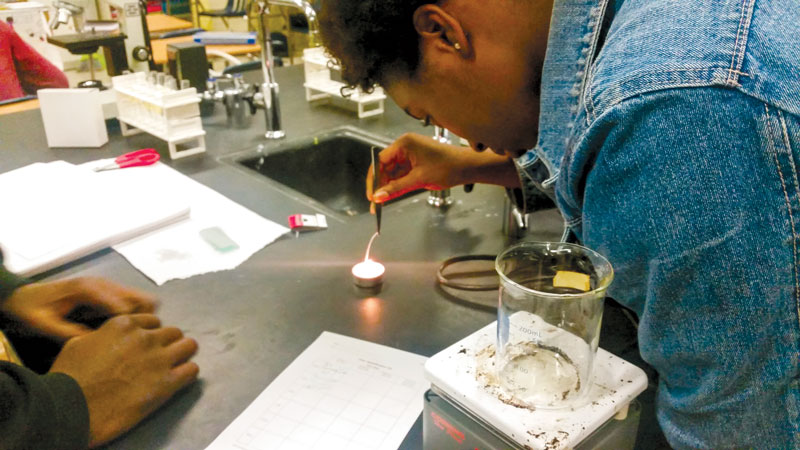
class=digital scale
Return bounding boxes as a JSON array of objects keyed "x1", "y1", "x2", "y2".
[{"x1": 422, "y1": 322, "x2": 648, "y2": 450}]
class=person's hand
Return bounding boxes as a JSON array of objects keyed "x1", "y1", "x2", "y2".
[
  {"x1": 49, "y1": 313, "x2": 199, "y2": 448},
  {"x1": 1, "y1": 277, "x2": 156, "y2": 341},
  {"x1": 366, "y1": 133, "x2": 473, "y2": 204}
]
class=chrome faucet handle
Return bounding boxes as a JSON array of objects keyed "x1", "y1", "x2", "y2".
[
  {"x1": 266, "y1": 0, "x2": 321, "y2": 47},
  {"x1": 502, "y1": 197, "x2": 529, "y2": 238},
  {"x1": 251, "y1": 0, "x2": 284, "y2": 139},
  {"x1": 248, "y1": 0, "x2": 321, "y2": 139}
]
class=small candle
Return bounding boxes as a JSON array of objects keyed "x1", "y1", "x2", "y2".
[{"x1": 352, "y1": 259, "x2": 385, "y2": 287}]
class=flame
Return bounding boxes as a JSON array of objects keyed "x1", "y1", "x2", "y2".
[{"x1": 352, "y1": 259, "x2": 385, "y2": 279}]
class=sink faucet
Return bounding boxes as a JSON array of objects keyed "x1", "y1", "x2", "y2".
[{"x1": 252, "y1": 0, "x2": 321, "y2": 139}]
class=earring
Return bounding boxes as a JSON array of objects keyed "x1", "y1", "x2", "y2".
[{"x1": 453, "y1": 42, "x2": 462, "y2": 51}]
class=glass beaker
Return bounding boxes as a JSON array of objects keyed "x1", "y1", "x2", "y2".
[{"x1": 495, "y1": 241, "x2": 613, "y2": 409}]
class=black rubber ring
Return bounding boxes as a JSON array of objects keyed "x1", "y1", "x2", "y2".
[{"x1": 436, "y1": 254, "x2": 499, "y2": 291}]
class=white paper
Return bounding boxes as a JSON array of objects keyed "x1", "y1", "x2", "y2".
[
  {"x1": 81, "y1": 161, "x2": 289, "y2": 285},
  {"x1": 0, "y1": 161, "x2": 189, "y2": 276},
  {"x1": 206, "y1": 332, "x2": 429, "y2": 450}
]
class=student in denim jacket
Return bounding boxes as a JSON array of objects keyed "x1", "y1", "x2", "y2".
[{"x1": 320, "y1": 0, "x2": 800, "y2": 447}]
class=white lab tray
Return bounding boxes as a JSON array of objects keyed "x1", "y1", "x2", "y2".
[{"x1": 424, "y1": 321, "x2": 647, "y2": 450}]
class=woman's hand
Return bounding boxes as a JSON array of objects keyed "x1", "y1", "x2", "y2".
[
  {"x1": 366, "y1": 132, "x2": 520, "y2": 204},
  {"x1": 366, "y1": 133, "x2": 468, "y2": 203}
]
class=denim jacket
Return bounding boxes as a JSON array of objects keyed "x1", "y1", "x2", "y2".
[{"x1": 516, "y1": 0, "x2": 800, "y2": 447}]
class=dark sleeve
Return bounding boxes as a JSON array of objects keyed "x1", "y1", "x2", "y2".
[
  {"x1": 0, "y1": 362, "x2": 90, "y2": 450},
  {"x1": 0, "y1": 254, "x2": 89, "y2": 449}
]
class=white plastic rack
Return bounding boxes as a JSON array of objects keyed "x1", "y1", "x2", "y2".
[
  {"x1": 111, "y1": 72, "x2": 206, "y2": 159},
  {"x1": 302, "y1": 47, "x2": 386, "y2": 119}
]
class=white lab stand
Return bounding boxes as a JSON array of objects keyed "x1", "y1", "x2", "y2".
[
  {"x1": 112, "y1": 72, "x2": 206, "y2": 159},
  {"x1": 302, "y1": 47, "x2": 386, "y2": 119},
  {"x1": 424, "y1": 321, "x2": 648, "y2": 450}
]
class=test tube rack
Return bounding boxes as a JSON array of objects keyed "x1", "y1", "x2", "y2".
[
  {"x1": 302, "y1": 47, "x2": 386, "y2": 119},
  {"x1": 111, "y1": 72, "x2": 206, "y2": 160}
]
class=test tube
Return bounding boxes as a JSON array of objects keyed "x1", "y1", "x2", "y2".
[
  {"x1": 156, "y1": 73, "x2": 166, "y2": 86},
  {"x1": 165, "y1": 76, "x2": 178, "y2": 90}
]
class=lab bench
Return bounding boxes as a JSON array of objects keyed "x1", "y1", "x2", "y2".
[{"x1": 0, "y1": 65, "x2": 668, "y2": 449}]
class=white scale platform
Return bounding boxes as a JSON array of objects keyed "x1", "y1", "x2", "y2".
[{"x1": 424, "y1": 321, "x2": 648, "y2": 449}]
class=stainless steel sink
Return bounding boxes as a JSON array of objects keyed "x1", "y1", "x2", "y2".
[{"x1": 222, "y1": 126, "x2": 419, "y2": 217}]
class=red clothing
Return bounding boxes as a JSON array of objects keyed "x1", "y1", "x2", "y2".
[{"x1": 0, "y1": 21, "x2": 69, "y2": 101}]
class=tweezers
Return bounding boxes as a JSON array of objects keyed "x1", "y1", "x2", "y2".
[{"x1": 371, "y1": 146, "x2": 382, "y2": 234}]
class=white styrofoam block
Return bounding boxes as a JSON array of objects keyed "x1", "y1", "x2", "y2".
[
  {"x1": 38, "y1": 88, "x2": 108, "y2": 148},
  {"x1": 98, "y1": 89, "x2": 119, "y2": 119}
]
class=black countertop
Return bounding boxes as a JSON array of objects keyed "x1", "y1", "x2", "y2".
[{"x1": 0, "y1": 65, "x2": 667, "y2": 449}]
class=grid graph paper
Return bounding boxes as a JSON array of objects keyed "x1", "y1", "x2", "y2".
[{"x1": 206, "y1": 332, "x2": 428, "y2": 450}]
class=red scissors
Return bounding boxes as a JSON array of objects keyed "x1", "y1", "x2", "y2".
[{"x1": 94, "y1": 148, "x2": 160, "y2": 172}]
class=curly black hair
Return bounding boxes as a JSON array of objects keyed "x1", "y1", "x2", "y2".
[{"x1": 319, "y1": 0, "x2": 436, "y2": 92}]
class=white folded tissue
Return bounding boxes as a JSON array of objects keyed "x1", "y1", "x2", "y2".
[{"x1": 86, "y1": 160, "x2": 290, "y2": 285}]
